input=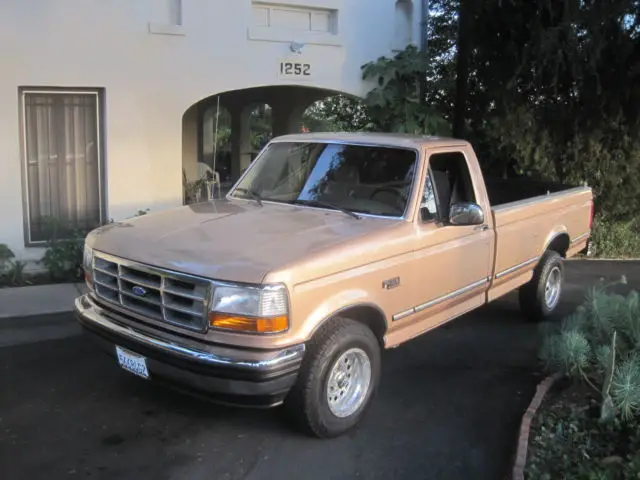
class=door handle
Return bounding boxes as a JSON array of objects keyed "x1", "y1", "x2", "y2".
[{"x1": 474, "y1": 225, "x2": 489, "y2": 231}]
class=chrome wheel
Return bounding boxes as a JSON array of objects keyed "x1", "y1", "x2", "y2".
[
  {"x1": 326, "y1": 348, "x2": 372, "y2": 418},
  {"x1": 544, "y1": 266, "x2": 562, "y2": 309}
]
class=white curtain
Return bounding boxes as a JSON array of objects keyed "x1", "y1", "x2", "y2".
[{"x1": 24, "y1": 92, "x2": 101, "y2": 242}]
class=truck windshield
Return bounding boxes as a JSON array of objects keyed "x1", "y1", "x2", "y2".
[{"x1": 229, "y1": 142, "x2": 418, "y2": 218}]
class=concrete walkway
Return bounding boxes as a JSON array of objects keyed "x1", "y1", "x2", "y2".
[{"x1": 0, "y1": 282, "x2": 87, "y2": 319}]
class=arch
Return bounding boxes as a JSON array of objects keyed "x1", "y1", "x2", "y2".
[
  {"x1": 181, "y1": 85, "x2": 361, "y2": 203},
  {"x1": 310, "y1": 303, "x2": 388, "y2": 348},
  {"x1": 340, "y1": 304, "x2": 387, "y2": 347},
  {"x1": 180, "y1": 84, "x2": 363, "y2": 119},
  {"x1": 546, "y1": 233, "x2": 571, "y2": 257},
  {"x1": 394, "y1": 0, "x2": 414, "y2": 51}
]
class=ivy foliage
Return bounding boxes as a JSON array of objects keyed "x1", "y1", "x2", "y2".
[{"x1": 526, "y1": 385, "x2": 640, "y2": 480}]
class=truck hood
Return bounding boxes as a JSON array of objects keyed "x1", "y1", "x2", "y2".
[{"x1": 86, "y1": 199, "x2": 397, "y2": 284}]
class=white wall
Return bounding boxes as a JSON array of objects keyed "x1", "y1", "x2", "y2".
[{"x1": 0, "y1": 0, "x2": 421, "y2": 262}]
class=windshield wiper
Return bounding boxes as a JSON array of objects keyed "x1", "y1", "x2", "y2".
[
  {"x1": 235, "y1": 187, "x2": 263, "y2": 206},
  {"x1": 292, "y1": 199, "x2": 361, "y2": 220}
]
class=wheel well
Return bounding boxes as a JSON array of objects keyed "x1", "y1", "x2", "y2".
[
  {"x1": 333, "y1": 305, "x2": 387, "y2": 347},
  {"x1": 546, "y1": 233, "x2": 570, "y2": 257}
]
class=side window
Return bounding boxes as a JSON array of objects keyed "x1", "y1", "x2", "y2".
[{"x1": 422, "y1": 151, "x2": 476, "y2": 221}]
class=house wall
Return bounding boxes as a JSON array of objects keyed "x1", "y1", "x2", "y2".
[{"x1": 0, "y1": 0, "x2": 421, "y2": 262}]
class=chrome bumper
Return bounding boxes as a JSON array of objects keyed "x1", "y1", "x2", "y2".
[{"x1": 74, "y1": 294, "x2": 305, "y2": 406}]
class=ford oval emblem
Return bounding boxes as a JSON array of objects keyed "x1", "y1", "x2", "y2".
[{"x1": 132, "y1": 286, "x2": 147, "y2": 297}]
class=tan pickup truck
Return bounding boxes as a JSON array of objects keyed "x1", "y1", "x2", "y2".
[{"x1": 75, "y1": 133, "x2": 593, "y2": 438}]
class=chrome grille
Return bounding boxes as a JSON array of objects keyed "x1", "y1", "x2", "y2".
[{"x1": 92, "y1": 252, "x2": 211, "y2": 332}]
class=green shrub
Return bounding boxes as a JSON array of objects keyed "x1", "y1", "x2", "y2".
[
  {"x1": 40, "y1": 230, "x2": 87, "y2": 282},
  {"x1": 40, "y1": 209, "x2": 150, "y2": 282},
  {"x1": 540, "y1": 278, "x2": 640, "y2": 422},
  {"x1": 590, "y1": 216, "x2": 640, "y2": 259}
]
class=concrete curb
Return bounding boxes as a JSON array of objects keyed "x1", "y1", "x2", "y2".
[
  {"x1": 0, "y1": 282, "x2": 87, "y2": 320},
  {"x1": 511, "y1": 373, "x2": 563, "y2": 480},
  {"x1": 568, "y1": 257, "x2": 640, "y2": 262}
]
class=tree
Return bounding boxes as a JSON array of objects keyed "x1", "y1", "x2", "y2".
[
  {"x1": 452, "y1": 0, "x2": 471, "y2": 137},
  {"x1": 303, "y1": 95, "x2": 371, "y2": 132}
]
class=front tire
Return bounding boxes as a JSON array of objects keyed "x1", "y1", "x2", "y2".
[
  {"x1": 518, "y1": 250, "x2": 564, "y2": 322},
  {"x1": 285, "y1": 318, "x2": 381, "y2": 438}
]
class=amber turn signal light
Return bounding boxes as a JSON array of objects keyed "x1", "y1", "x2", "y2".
[{"x1": 209, "y1": 313, "x2": 289, "y2": 333}]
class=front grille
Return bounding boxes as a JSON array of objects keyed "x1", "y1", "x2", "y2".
[{"x1": 92, "y1": 252, "x2": 211, "y2": 332}]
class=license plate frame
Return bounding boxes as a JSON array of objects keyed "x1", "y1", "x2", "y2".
[{"x1": 115, "y1": 345, "x2": 150, "y2": 379}]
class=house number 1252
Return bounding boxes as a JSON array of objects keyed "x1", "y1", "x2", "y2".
[{"x1": 279, "y1": 61, "x2": 311, "y2": 77}]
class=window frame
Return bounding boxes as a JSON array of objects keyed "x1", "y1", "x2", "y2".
[
  {"x1": 419, "y1": 164, "x2": 439, "y2": 224},
  {"x1": 19, "y1": 87, "x2": 107, "y2": 247},
  {"x1": 419, "y1": 149, "x2": 479, "y2": 225}
]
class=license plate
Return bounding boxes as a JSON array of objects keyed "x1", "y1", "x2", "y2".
[{"x1": 115, "y1": 346, "x2": 150, "y2": 379}]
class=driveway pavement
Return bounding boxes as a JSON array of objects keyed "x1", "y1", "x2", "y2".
[{"x1": 1, "y1": 261, "x2": 638, "y2": 480}]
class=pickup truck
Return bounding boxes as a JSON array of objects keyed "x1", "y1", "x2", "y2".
[{"x1": 75, "y1": 133, "x2": 594, "y2": 438}]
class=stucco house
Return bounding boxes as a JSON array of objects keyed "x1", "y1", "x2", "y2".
[{"x1": 0, "y1": 0, "x2": 423, "y2": 265}]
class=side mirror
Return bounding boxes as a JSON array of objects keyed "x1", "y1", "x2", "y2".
[{"x1": 449, "y1": 202, "x2": 485, "y2": 226}]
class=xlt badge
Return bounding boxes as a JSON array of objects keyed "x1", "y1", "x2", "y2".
[{"x1": 382, "y1": 277, "x2": 400, "y2": 290}]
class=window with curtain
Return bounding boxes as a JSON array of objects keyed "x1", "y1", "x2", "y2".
[{"x1": 21, "y1": 89, "x2": 104, "y2": 244}]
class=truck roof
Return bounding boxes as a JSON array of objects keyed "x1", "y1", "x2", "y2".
[{"x1": 271, "y1": 132, "x2": 468, "y2": 150}]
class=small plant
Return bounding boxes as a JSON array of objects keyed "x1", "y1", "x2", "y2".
[
  {"x1": 0, "y1": 244, "x2": 15, "y2": 273},
  {"x1": 39, "y1": 210, "x2": 150, "y2": 283},
  {"x1": 0, "y1": 245, "x2": 30, "y2": 287},
  {"x1": 6, "y1": 260, "x2": 27, "y2": 286},
  {"x1": 37, "y1": 217, "x2": 89, "y2": 283},
  {"x1": 183, "y1": 170, "x2": 209, "y2": 205},
  {"x1": 40, "y1": 232, "x2": 86, "y2": 282},
  {"x1": 540, "y1": 277, "x2": 640, "y2": 422}
]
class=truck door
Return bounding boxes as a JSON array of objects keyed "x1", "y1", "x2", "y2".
[{"x1": 389, "y1": 148, "x2": 494, "y2": 342}]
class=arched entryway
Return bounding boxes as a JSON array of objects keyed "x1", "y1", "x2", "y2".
[{"x1": 182, "y1": 86, "x2": 358, "y2": 203}]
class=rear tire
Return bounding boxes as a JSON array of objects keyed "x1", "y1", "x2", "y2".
[
  {"x1": 518, "y1": 250, "x2": 564, "y2": 322},
  {"x1": 284, "y1": 318, "x2": 381, "y2": 438}
]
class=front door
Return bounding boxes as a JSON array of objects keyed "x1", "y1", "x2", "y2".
[{"x1": 387, "y1": 148, "x2": 493, "y2": 344}]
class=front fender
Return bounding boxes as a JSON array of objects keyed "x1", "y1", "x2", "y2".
[{"x1": 296, "y1": 288, "x2": 385, "y2": 342}]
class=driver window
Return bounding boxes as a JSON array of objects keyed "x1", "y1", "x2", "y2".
[{"x1": 422, "y1": 151, "x2": 476, "y2": 222}]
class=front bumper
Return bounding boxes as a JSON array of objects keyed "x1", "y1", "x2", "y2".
[{"x1": 74, "y1": 294, "x2": 305, "y2": 407}]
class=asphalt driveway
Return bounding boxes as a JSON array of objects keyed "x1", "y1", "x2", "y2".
[{"x1": 1, "y1": 261, "x2": 638, "y2": 480}]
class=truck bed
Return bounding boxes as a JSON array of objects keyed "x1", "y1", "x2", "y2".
[
  {"x1": 486, "y1": 179, "x2": 593, "y2": 303},
  {"x1": 483, "y1": 176, "x2": 578, "y2": 207}
]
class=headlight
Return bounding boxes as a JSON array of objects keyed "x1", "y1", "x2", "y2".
[
  {"x1": 208, "y1": 284, "x2": 289, "y2": 334},
  {"x1": 83, "y1": 245, "x2": 94, "y2": 287}
]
